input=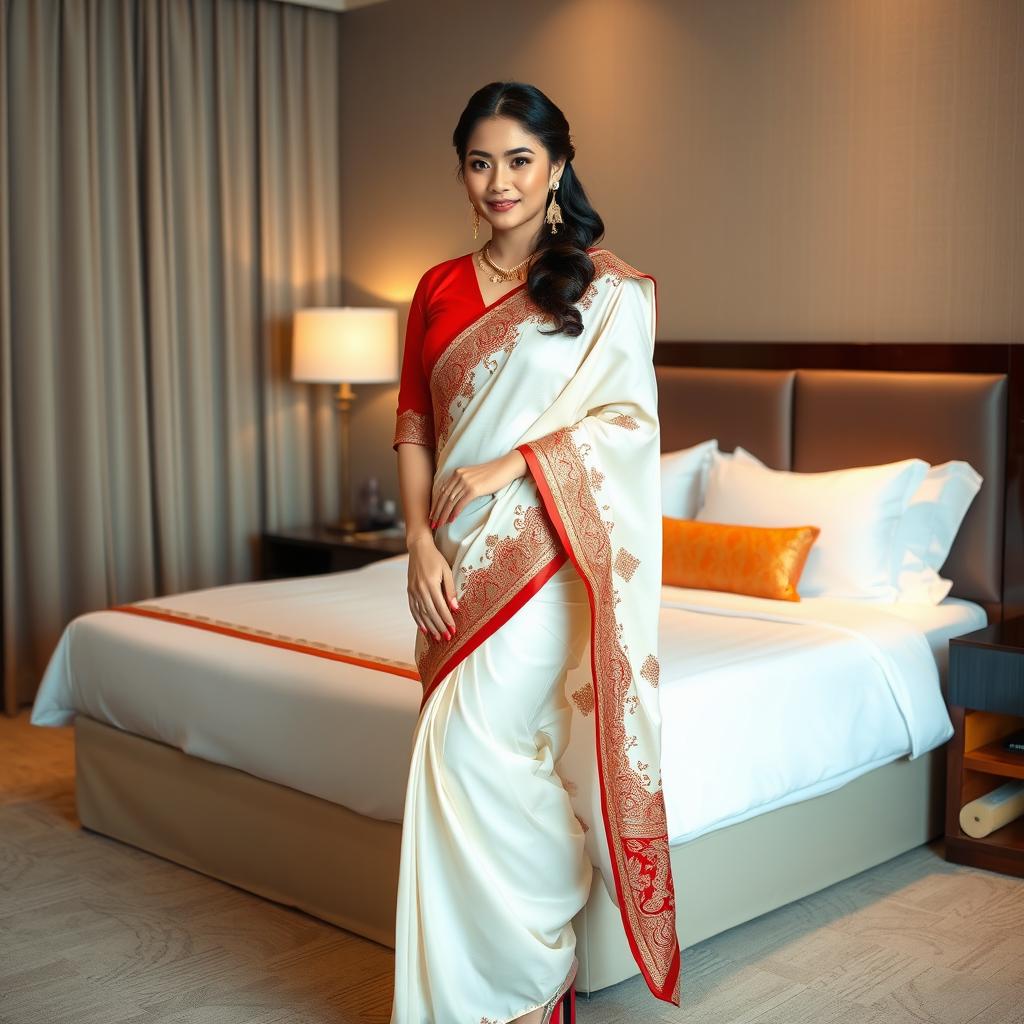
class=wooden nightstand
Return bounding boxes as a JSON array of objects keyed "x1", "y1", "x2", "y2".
[
  {"x1": 260, "y1": 525, "x2": 407, "y2": 580},
  {"x1": 945, "y1": 618, "x2": 1024, "y2": 878}
]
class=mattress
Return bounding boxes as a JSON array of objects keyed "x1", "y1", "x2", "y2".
[
  {"x1": 640, "y1": 586, "x2": 983, "y2": 843},
  {"x1": 30, "y1": 554, "x2": 985, "y2": 845}
]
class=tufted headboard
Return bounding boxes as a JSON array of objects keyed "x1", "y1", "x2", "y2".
[{"x1": 653, "y1": 343, "x2": 1023, "y2": 623}]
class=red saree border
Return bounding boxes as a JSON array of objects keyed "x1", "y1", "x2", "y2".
[
  {"x1": 405, "y1": 246, "x2": 679, "y2": 1000},
  {"x1": 429, "y1": 247, "x2": 613, "y2": 452},
  {"x1": 429, "y1": 286, "x2": 548, "y2": 451},
  {"x1": 108, "y1": 604, "x2": 420, "y2": 681},
  {"x1": 416, "y1": 548, "x2": 568, "y2": 712},
  {"x1": 517, "y1": 437, "x2": 681, "y2": 1007}
]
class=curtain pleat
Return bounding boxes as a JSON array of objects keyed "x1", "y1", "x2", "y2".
[{"x1": 1, "y1": 0, "x2": 345, "y2": 714}]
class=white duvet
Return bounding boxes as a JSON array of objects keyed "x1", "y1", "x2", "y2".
[{"x1": 30, "y1": 554, "x2": 985, "y2": 846}]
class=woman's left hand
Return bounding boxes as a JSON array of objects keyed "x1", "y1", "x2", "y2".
[{"x1": 429, "y1": 450, "x2": 527, "y2": 529}]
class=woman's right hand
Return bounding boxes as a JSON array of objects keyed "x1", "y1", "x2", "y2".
[{"x1": 406, "y1": 534, "x2": 458, "y2": 642}]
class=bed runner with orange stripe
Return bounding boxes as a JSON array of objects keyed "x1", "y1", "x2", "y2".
[{"x1": 110, "y1": 603, "x2": 420, "y2": 681}]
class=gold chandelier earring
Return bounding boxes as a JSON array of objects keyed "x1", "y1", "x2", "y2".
[
  {"x1": 545, "y1": 180, "x2": 563, "y2": 234},
  {"x1": 469, "y1": 199, "x2": 480, "y2": 239}
]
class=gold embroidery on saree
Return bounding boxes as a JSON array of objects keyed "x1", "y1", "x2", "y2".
[
  {"x1": 614, "y1": 546, "x2": 640, "y2": 581},
  {"x1": 430, "y1": 289, "x2": 548, "y2": 451},
  {"x1": 570, "y1": 682, "x2": 594, "y2": 716},
  {"x1": 610, "y1": 413, "x2": 640, "y2": 431},
  {"x1": 417, "y1": 249, "x2": 678, "y2": 1002},
  {"x1": 578, "y1": 280, "x2": 599, "y2": 310},
  {"x1": 641, "y1": 653, "x2": 660, "y2": 687},
  {"x1": 577, "y1": 246, "x2": 635, "y2": 310},
  {"x1": 414, "y1": 503, "x2": 561, "y2": 702},
  {"x1": 523, "y1": 424, "x2": 680, "y2": 1004},
  {"x1": 428, "y1": 250, "x2": 644, "y2": 453}
]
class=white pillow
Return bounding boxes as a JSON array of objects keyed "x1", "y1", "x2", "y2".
[
  {"x1": 660, "y1": 439, "x2": 717, "y2": 518},
  {"x1": 731, "y1": 446, "x2": 766, "y2": 468},
  {"x1": 892, "y1": 460, "x2": 982, "y2": 604},
  {"x1": 697, "y1": 452, "x2": 929, "y2": 600}
]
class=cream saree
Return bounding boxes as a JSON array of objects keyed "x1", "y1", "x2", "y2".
[{"x1": 391, "y1": 249, "x2": 681, "y2": 1021}]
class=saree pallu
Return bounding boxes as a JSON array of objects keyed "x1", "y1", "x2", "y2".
[{"x1": 391, "y1": 250, "x2": 682, "y2": 1020}]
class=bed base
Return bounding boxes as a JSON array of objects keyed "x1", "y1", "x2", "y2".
[{"x1": 74, "y1": 714, "x2": 945, "y2": 993}]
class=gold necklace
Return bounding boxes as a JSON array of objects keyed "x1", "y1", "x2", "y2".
[{"x1": 477, "y1": 243, "x2": 536, "y2": 283}]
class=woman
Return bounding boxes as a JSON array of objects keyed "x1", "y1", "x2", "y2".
[{"x1": 390, "y1": 82, "x2": 681, "y2": 1024}]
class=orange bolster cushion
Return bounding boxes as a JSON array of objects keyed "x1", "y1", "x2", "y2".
[{"x1": 662, "y1": 517, "x2": 821, "y2": 602}]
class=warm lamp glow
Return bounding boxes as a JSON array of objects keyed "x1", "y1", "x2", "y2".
[{"x1": 291, "y1": 307, "x2": 398, "y2": 383}]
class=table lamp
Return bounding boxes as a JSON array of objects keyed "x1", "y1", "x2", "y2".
[{"x1": 291, "y1": 306, "x2": 398, "y2": 534}]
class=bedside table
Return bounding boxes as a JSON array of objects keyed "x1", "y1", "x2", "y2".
[
  {"x1": 945, "y1": 617, "x2": 1024, "y2": 878},
  {"x1": 260, "y1": 525, "x2": 407, "y2": 580}
]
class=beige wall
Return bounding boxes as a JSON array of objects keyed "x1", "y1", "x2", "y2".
[{"x1": 336, "y1": 0, "x2": 1024, "y2": 506}]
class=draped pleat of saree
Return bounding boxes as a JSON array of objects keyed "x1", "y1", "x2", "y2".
[{"x1": 391, "y1": 249, "x2": 681, "y2": 1021}]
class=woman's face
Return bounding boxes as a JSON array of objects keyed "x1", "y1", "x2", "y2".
[{"x1": 464, "y1": 115, "x2": 563, "y2": 235}]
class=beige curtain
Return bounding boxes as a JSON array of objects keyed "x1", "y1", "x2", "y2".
[{"x1": 0, "y1": 0, "x2": 345, "y2": 715}]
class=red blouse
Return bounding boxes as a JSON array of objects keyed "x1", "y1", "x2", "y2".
[
  {"x1": 393, "y1": 252, "x2": 520, "y2": 451},
  {"x1": 392, "y1": 248, "x2": 599, "y2": 451}
]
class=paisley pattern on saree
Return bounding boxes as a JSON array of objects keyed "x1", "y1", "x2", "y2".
[
  {"x1": 429, "y1": 249, "x2": 633, "y2": 454},
  {"x1": 414, "y1": 247, "x2": 681, "y2": 1005},
  {"x1": 414, "y1": 502, "x2": 565, "y2": 711},
  {"x1": 641, "y1": 653, "x2": 661, "y2": 686},
  {"x1": 429, "y1": 288, "x2": 548, "y2": 452},
  {"x1": 570, "y1": 682, "x2": 595, "y2": 716},
  {"x1": 519, "y1": 424, "x2": 681, "y2": 1006}
]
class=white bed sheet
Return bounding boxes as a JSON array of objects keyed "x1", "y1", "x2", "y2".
[
  {"x1": 639, "y1": 587, "x2": 983, "y2": 843},
  {"x1": 30, "y1": 554, "x2": 986, "y2": 846}
]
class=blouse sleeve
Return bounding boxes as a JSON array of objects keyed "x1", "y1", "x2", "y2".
[{"x1": 392, "y1": 271, "x2": 435, "y2": 452}]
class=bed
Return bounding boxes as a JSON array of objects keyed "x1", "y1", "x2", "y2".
[{"x1": 29, "y1": 343, "x2": 1016, "y2": 994}]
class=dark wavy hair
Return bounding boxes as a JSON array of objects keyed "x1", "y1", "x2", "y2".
[{"x1": 453, "y1": 81, "x2": 605, "y2": 338}]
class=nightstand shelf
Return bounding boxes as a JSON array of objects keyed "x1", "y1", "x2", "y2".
[
  {"x1": 945, "y1": 620, "x2": 1024, "y2": 878},
  {"x1": 260, "y1": 525, "x2": 407, "y2": 580},
  {"x1": 968, "y1": 814, "x2": 1024, "y2": 851},
  {"x1": 963, "y1": 738, "x2": 1024, "y2": 781}
]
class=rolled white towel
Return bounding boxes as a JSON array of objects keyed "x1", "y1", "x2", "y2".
[{"x1": 959, "y1": 780, "x2": 1024, "y2": 839}]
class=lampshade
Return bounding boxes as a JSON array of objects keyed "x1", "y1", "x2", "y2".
[{"x1": 291, "y1": 307, "x2": 399, "y2": 383}]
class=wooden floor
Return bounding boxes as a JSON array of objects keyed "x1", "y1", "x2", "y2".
[{"x1": 2, "y1": 708, "x2": 1023, "y2": 1024}]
